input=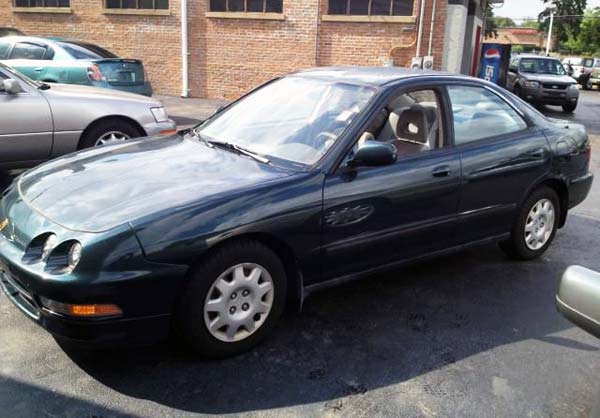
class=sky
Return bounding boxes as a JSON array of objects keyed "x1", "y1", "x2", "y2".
[{"x1": 495, "y1": 0, "x2": 600, "y2": 21}]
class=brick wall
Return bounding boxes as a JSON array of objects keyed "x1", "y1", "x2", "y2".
[
  {"x1": 1, "y1": 0, "x2": 448, "y2": 99},
  {"x1": 0, "y1": 0, "x2": 182, "y2": 95}
]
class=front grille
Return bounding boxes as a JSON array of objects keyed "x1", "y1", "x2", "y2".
[
  {"x1": 0, "y1": 268, "x2": 40, "y2": 320},
  {"x1": 542, "y1": 84, "x2": 568, "y2": 90}
]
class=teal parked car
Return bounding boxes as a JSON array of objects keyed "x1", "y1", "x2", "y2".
[{"x1": 0, "y1": 36, "x2": 152, "y2": 96}]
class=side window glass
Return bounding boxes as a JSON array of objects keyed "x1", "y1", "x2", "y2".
[
  {"x1": 353, "y1": 88, "x2": 444, "y2": 159},
  {"x1": 9, "y1": 43, "x2": 47, "y2": 60},
  {"x1": 0, "y1": 42, "x2": 10, "y2": 60},
  {"x1": 448, "y1": 86, "x2": 528, "y2": 145}
]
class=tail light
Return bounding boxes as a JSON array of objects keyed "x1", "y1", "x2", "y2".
[
  {"x1": 87, "y1": 64, "x2": 105, "y2": 82},
  {"x1": 143, "y1": 66, "x2": 148, "y2": 82}
]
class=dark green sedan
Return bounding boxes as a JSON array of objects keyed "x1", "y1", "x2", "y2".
[{"x1": 0, "y1": 36, "x2": 152, "y2": 96}]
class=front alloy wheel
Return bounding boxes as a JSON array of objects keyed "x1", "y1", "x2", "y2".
[
  {"x1": 204, "y1": 263, "x2": 274, "y2": 343},
  {"x1": 94, "y1": 131, "x2": 131, "y2": 146}
]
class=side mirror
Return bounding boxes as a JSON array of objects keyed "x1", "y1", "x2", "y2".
[
  {"x1": 347, "y1": 141, "x2": 397, "y2": 168},
  {"x1": 1, "y1": 79, "x2": 22, "y2": 95},
  {"x1": 557, "y1": 266, "x2": 600, "y2": 339}
]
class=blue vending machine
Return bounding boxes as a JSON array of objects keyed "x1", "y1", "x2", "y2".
[{"x1": 478, "y1": 43, "x2": 512, "y2": 87}]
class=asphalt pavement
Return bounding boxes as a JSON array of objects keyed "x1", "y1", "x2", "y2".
[{"x1": 1, "y1": 91, "x2": 600, "y2": 418}]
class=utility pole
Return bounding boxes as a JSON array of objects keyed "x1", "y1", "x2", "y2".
[{"x1": 545, "y1": 5, "x2": 555, "y2": 56}]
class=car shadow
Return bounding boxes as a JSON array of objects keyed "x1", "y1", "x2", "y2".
[{"x1": 58, "y1": 214, "x2": 600, "y2": 415}]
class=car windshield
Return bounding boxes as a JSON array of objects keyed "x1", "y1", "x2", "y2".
[
  {"x1": 520, "y1": 58, "x2": 566, "y2": 75},
  {"x1": 197, "y1": 76, "x2": 376, "y2": 166},
  {"x1": 58, "y1": 42, "x2": 117, "y2": 60},
  {"x1": 582, "y1": 58, "x2": 595, "y2": 67}
]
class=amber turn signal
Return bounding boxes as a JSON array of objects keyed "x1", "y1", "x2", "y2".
[
  {"x1": 69, "y1": 304, "x2": 122, "y2": 317},
  {"x1": 40, "y1": 297, "x2": 122, "y2": 318},
  {"x1": 159, "y1": 129, "x2": 177, "y2": 136}
]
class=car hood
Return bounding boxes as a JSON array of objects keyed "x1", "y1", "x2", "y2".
[
  {"x1": 16, "y1": 136, "x2": 297, "y2": 233},
  {"x1": 521, "y1": 73, "x2": 576, "y2": 84},
  {"x1": 40, "y1": 82, "x2": 159, "y2": 105}
]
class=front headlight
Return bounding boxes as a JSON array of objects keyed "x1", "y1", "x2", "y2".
[
  {"x1": 68, "y1": 242, "x2": 82, "y2": 270},
  {"x1": 524, "y1": 81, "x2": 540, "y2": 88},
  {"x1": 41, "y1": 234, "x2": 57, "y2": 261},
  {"x1": 568, "y1": 84, "x2": 579, "y2": 91},
  {"x1": 150, "y1": 106, "x2": 169, "y2": 123}
]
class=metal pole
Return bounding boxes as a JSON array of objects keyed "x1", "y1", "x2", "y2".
[
  {"x1": 416, "y1": 0, "x2": 426, "y2": 58},
  {"x1": 545, "y1": 10, "x2": 554, "y2": 56},
  {"x1": 427, "y1": 0, "x2": 437, "y2": 56},
  {"x1": 181, "y1": 0, "x2": 190, "y2": 98}
]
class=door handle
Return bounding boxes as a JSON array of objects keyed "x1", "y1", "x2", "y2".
[
  {"x1": 432, "y1": 166, "x2": 451, "y2": 178},
  {"x1": 528, "y1": 148, "x2": 546, "y2": 159},
  {"x1": 34, "y1": 67, "x2": 44, "y2": 72}
]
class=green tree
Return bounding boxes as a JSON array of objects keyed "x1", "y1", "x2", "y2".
[
  {"x1": 494, "y1": 16, "x2": 517, "y2": 27},
  {"x1": 519, "y1": 19, "x2": 540, "y2": 29},
  {"x1": 484, "y1": 3, "x2": 499, "y2": 38},
  {"x1": 539, "y1": 0, "x2": 587, "y2": 48},
  {"x1": 576, "y1": 7, "x2": 600, "y2": 53}
]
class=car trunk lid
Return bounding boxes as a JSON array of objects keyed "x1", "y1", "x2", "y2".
[{"x1": 94, "y1": 59, "x2": 146, "y2": 87}]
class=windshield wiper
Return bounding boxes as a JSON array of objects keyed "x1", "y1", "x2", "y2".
[
  {"x1": 189, "y1": 127, "x2": 213, "y2": 149},
  {"x1": 208, "y1": 140, "x2": 270, "y2": 164}
]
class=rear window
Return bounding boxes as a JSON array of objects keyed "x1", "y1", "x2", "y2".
[
  {"x1": 58, "y1": 42, "x2": 117, "y2": 60},
  {"x1": 582, "y1": 58, "x2": 595, "y2": 67}
]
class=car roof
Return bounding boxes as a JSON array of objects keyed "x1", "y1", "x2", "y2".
[
  {"x1": 291, "y1": 66, "x2": 472, "y2": 87},
  {"x1": 517, "y1": 55, "x2": 559, "y2": 60}
]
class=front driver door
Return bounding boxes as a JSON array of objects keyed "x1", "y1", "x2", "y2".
[
  {"x1": 319, "y1": 86, "x2": 462, "y2": 282},
  {"x1": 0, "y1": 69, "x2": 53, "y2": 165}
]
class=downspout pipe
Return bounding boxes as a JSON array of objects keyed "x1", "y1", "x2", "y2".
[
  {"x1": 181, "y1": 0, "x2": 189, "y2": 98},
  {"x1": 427, "y1": 0, "x2": 437, "y2": 56},
  {"x1": 416, "y1": 0, "x2": 427, "y2": 57}
]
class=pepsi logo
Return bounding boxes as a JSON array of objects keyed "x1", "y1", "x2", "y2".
[{"x1": 484, "y1": 48, "x2": 501, "y2": 59}]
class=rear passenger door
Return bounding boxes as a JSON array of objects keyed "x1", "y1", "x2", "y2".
[
  {"x1": 448, "y1": 84, "x2": 551, "y2": 243},
  {"x1": 6, "y1": 41, "x2": 55, "y2": 81}
]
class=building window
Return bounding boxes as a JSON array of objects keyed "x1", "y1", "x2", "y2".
[
  {"x1": 328, "y1": 0, "x2": 414, "y2": 16},
  {"x1": 105, "y1": 0, "x2": 168, "y2": 9},
  {"x1": 13, "y1": 0, "x2": 70, "y2": 7},
  {"x1": 209, "y1": 0, "x2": 283, "y2": 13}
]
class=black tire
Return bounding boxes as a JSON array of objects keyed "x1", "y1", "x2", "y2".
[
  {"x1": 176, "y1": 240, "x2": 287, "y2": 358},
  {"x1": 78, "y1": 119, "x2": 143, "y2": 150},
  {"x1": 562, "y1": 103, "x2": 577, "y2": 113},
  {"x1": 500, "y1": 186, "x2": 560, "y2": 261}
]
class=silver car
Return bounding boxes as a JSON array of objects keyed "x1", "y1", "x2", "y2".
[{"x1": 0, "y1": 63, "x2": 176, "y2": 169}]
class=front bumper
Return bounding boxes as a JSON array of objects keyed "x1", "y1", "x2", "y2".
[
  {"x1": 522, "y1": 85, "x2": 579, "y2": 105},
  {"x1": 0, "y1": 268, "x2": 172, "y2": 346},
  {"x1": 143, "y1": 119, "x2": 177, "y2": 137},
  {"x1": 0, "y1": 194, "x2": 187, "y2": 346}
]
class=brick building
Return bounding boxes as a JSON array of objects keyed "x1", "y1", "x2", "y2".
[{"x1": 0, "y1": 0, "x2": 489, "y2": 99}]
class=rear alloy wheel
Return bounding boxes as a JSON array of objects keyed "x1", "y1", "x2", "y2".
[
  {"x1": 78, "y1": 119, "x2": 142, "y2": 150},
  {"x1": 500, "y1": 186, "x2": 560, "y2": 260},
  {"x1": 176, "y1": 240, "x2": 287, "y2": 358}
]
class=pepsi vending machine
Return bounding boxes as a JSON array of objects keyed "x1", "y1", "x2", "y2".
[{"x1": 478, "y1": 43, "x2": 512, "y2": 87}]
